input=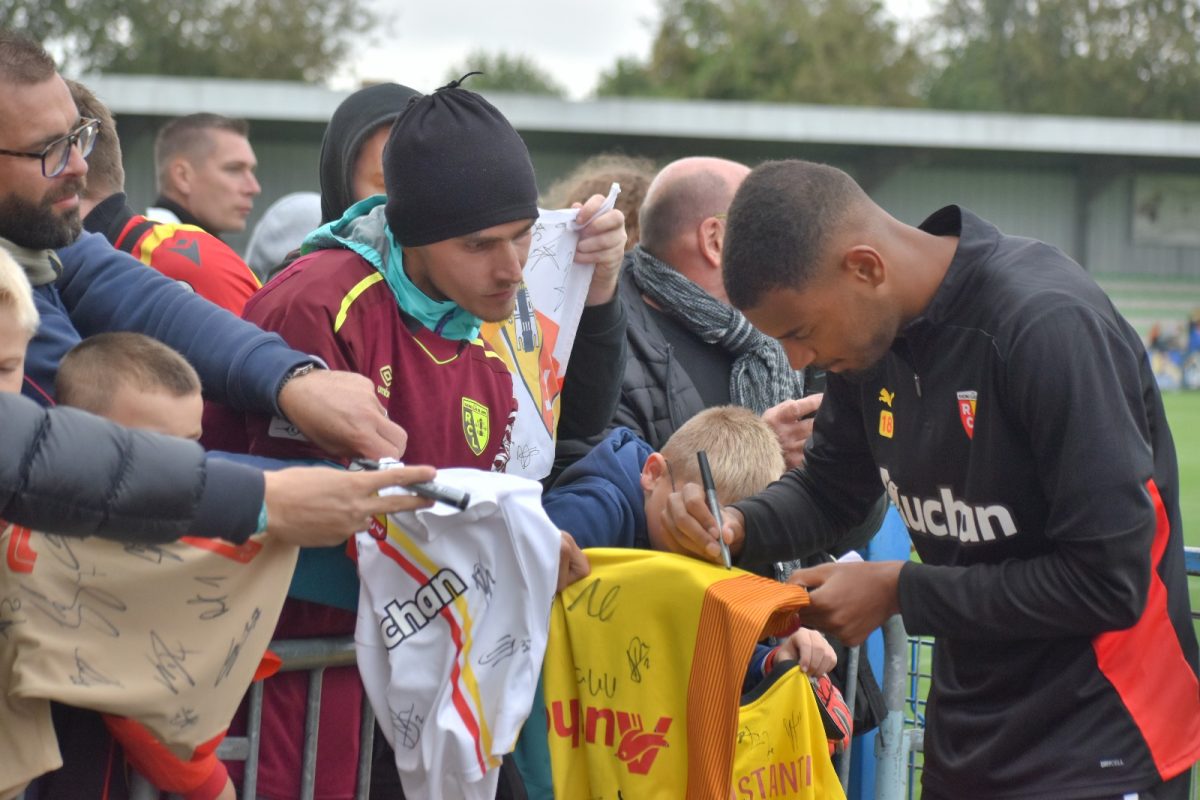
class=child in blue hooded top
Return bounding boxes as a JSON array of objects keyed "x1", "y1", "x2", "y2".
[
  {"x1": 519, "y1": 406, "x2": 848, "y2": 798},
  {"x1": 542, "y1": 405, "x2": 839, "y2": 685}
]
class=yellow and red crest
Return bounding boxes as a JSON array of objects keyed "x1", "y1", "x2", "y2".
[
  {"x1": 462, "y1": 397, "x2": 490, "y2": 456},
  {"x1": 957, "y1": 390, "x2": 977, "y2": 439}
]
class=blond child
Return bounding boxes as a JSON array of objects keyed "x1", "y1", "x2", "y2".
[
  {"x1": 0, "y1": 250, "x2": 38, "y2": 394},
  {"x1": 543, "y1": 405, "x2": 837, "y2": 677},
  {"x1": 528, "y1": 407, "x2": 847, "y2": 800}
]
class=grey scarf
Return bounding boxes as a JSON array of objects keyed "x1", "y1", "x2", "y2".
[
  {"x1": 627, "y1": 245, "x2": 805, "y2": 413},
  {"x1": 0, "y1": 236, "x2": 61, "y2": 287}
]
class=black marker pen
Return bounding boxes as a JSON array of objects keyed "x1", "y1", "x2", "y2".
[
  {"x1": 697, "y1": 450, "x2": 732, "y2": 569},
  {"x1": 352, "y1": 459, "x2": 471, "y2": 510}
]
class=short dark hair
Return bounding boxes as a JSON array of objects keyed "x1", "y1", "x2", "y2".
[
  {"x1": 639, "y1": 167, "x2": 734, "y2": 256},
  {"x1": 56, "y1": 332, "x2": 200, "y2": 415},
  {"x1": 154, "y1": 113, "x2": 250, "y2": 190},
  {"x1": 65, "y1": 78, "x2": 124, "y2": 198},
  {"x1": 0, "y1": 30, "x2": 56, "y2": 84},
  {"x1": 723, "y1": 160, "x2": 868, "y2": 310}
]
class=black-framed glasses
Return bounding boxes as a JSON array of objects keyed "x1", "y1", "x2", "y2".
[{"x1": 0, "y1": 118, "x2": 100, "y2": 178}]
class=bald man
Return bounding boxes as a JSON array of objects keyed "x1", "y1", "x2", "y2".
[{"x1": 554, "y1": 156, "x2": 823, "y2": 476}]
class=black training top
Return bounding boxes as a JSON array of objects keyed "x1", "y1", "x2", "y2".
[{"x1": 735, "y1": 206, "x2": 1200, "y2": 798}]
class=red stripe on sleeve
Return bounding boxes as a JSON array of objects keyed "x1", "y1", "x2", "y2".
[{"x1": 1092, "y1": 480, "x2": 1200, "y2": 780}]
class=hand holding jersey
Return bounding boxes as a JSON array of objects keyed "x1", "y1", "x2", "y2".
[
  {"x1": 556, "y1": 530, "x2": 590, "y2": 592},
  {"x1": 262, "y1": 463, "x2": 435, "y2": 547},
  {"x1": 570, "y1": 193, "x2": 627, "y2": 307},
  {"x1": 784, "y1": 561, "x2": 903, "y2": 647},
  {"x1": 775, "y1": 626, "x2": 838, "y2": 677}
]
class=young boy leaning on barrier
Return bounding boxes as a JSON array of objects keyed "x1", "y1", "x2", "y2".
[
  {"x1": 53, "y1": 332, "x2": 237, "y2": 800},
  {"x1": 1, "y1": 257, "x2": 232, "y2": 799},
  {"x1": 502, "y1": 406, "x2": 848, "y2": 797},
  {"x1": 543, "y1": 404, "x2": 849, "y2": 709}
]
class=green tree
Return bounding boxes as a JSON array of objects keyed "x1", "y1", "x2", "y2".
[
  {"x1": 444, "y1": 51, "x2": 567, "y2": 97},
  {"x1": 2, "y1": 0, "x2": 376, "y2": 83},
  {"x1": 923, "y1": 0, "x2": 1200, "y2": 120},
  {"x1": 595, "y1": 0, "x2": 924, "y2": 106}
]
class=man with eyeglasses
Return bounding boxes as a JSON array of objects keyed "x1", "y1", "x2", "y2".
[
  {"x1": 0, "y1": 30, "x2": 410, "y2": 461},
  {"x1": 0, "y1": 31, "x2": 451, "y2": 796},
  {"x1": 0, "y1": 112, "x2": 96, "y2": 247}
]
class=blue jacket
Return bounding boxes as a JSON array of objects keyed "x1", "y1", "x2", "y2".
[
  {"x1": 542, "y1": 427, "x2": 653, "y2": 550},
  {"x1": 24, "y1": 232, "x2": 308, "y2": 408}
]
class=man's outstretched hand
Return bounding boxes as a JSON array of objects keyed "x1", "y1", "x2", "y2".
[{"x1": 262, "y1": 463, "x2": 436, "y2": 547}]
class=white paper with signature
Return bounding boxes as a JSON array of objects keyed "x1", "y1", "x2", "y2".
[{"x1": 480, "y1": 183, "x2": 621, "y2": 479}]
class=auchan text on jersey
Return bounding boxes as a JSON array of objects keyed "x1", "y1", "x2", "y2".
[{"x1": 879, "y1": 467, "x2": 1018, "y2": 543}]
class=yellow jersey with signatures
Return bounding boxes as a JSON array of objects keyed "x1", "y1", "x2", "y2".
[
  {"x1": 732, "y1": 660, "x2": 845, "y2": 799},
  {"x1": 544, "y1": 549, "x2": 838, "y2": 799}
]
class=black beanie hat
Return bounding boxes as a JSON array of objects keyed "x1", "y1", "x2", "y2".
[
  {"x1": 384, "y1": 80, "x2": 539, "y2": 247},
  {"x1": 318, "y1": 82, "x2": 421, "y2": 224}
]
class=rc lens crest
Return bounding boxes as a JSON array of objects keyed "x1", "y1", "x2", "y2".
[
  {"x1": 957, "y1": 390, "x2": 978, "y2": 439},
  {"x1": 462, "y1": 397, "x2": 490, "y2": 456}
]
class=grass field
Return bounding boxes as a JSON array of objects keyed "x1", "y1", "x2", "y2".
[
  {"x1": 1164, "y1": 392, "x2": 1200, "y2": 777},
  {"x1": 1163, "y1": 391, "x2": 1200, "y2": 546}
]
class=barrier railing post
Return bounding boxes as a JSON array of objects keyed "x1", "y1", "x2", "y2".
[
  {"x1": 837, "y1": 644, "x2": 861, "y2": 792},
  {"x1": 874, "y1": 614, "x2": 910, "y2": 800},
  {"x1": 242, "y1": 679, "x2": 264, "y2": 800},
  {"x1": 300, "y1": 666, "x2": 325, "y2": 800},
  {"x1": 355, "y1": 700, "x2": 376, "y2": 800}
]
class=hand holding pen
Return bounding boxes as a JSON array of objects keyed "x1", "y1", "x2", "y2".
[{"x1": 352, "y1": 458, "x2": 471, "y2": 510}]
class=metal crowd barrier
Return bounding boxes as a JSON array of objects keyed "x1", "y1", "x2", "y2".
[
  {"x1": 35, "y1": 546, "x2": 1200, "y2": 800},
  {"x1": 125, "y1": 636, "x2": 374, "y2": 800},
  {"x1": 875, "y1": 546, "x2": 1200, "y2": 800}
]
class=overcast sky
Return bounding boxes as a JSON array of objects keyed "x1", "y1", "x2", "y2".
[{"x1": 341, "y1": 0, "x2": 932, "y2": 100}]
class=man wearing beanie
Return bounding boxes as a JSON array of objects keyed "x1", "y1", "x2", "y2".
[{"x1": 215, "y1": 82, "x2": 626, "y2": 800}]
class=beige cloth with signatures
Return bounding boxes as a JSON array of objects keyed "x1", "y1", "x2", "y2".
[{"x1": 0, "y1": 522, "x2": 297, "y2": 797}]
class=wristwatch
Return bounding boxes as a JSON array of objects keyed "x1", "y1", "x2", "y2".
[{"x1": 276, "y1": 361, "x2": 317, "y2": 399}]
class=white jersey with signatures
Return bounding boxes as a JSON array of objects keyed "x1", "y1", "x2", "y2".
[{"x1": 354, "y1": 468, "x2": 560, "y2": 800}]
